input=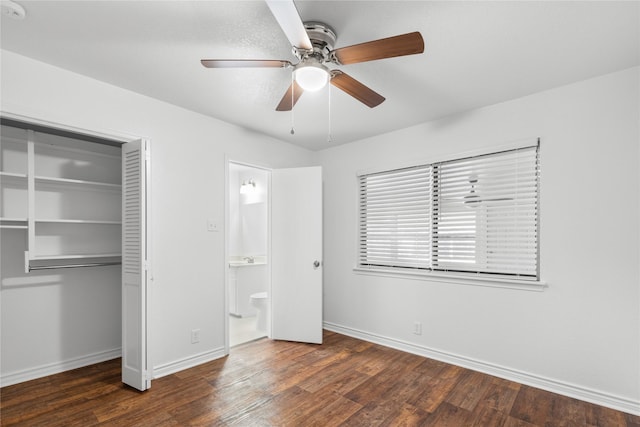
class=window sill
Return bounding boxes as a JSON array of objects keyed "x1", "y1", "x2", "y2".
[{"x1": 353, "y1": 267, "x2": 547, "y2": 292}]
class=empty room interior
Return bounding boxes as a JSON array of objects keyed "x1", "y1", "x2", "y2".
[{"x1": 1, "y1": 1, "x2": 639, "y2": 425}]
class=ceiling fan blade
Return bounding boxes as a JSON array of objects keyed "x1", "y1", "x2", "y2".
[
  {"x1": 200, "y1": 59, "x2": 292, "y2": 69},
  {"x1": 330, "y1": 32, "x2": 424, "y2": 65},
  {"x1": 330, "y1": 71, "x2": 385, "y2": 108},
  {"x1": 276, "y1": 81, "x2": 304, "y2": 111},
  {"x1": 265, "y1": 0, "x2": 313, "y2": 50}
]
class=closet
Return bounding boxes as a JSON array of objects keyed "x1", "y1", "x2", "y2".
[
  {"x1": 0, "y1": 122, "x2": 122, "y2": 271},
  {"x1": 1, "y1": 118, "x2": 149, "y2": 391}
]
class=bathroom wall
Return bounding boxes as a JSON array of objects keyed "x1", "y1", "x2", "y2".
[
  {"x1": 228, "y1": 163, "x2": 269, "y2": 317},
  {"x1": 228, "y1": 164, "x2": 268, "y2": 258}
]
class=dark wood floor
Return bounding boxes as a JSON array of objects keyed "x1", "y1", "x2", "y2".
[{"x1": 1, "y1": 330, "x2": 638, "y2": 426}]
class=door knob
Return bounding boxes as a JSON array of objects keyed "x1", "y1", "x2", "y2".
[{"x1": 313, "y1": 260, "x2": 321, "y2": 269}]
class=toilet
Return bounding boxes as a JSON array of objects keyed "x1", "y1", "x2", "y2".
[{"x1": 250, "y1": 292, "x2": 268, "y2": 332}]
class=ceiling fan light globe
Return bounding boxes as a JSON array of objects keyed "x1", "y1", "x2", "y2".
[{"x1": 294, "y1": 64, "x2": 329, "y2": 92}]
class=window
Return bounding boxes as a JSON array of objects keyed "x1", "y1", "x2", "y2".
[
  {"x1": 358, "y1": 165, "x2": 432, "y2": 270},
  {"x1": 358, "y1": 142, "x2": 540, "y2": 281}
]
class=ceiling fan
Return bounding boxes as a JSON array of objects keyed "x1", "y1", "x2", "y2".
[
  {"x1": 463, "y1": 178, "x2": 514, "y2": 207},
  {"x1": 200, "y1": 0, "x2": 425, "y2": 111}
]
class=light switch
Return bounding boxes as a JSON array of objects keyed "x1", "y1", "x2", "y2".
[{"x1": 207, "y1": 219, "x2": 219, "y2": 232}]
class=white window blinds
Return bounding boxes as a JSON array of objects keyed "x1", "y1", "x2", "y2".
[
  {"x1": 432, "y1": 146, "x2": 539, "y2": 278},
  {"x1": 358, "y1": 165, "x2": 432, "y2": 270},
  {"x1": 358, "y1": 143, "x2": 540, "y2": 280}
]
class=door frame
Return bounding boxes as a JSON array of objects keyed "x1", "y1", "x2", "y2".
[
  {"x1": 224, "y1": 157, "x2": 272, "y2": 354},
  {"x1": 0, "y1": 110, "x2": 153, "y2": 389}
]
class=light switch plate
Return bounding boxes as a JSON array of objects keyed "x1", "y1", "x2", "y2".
[{"x1": 207, "y1": 219, "x2": 219, "y2": 232}]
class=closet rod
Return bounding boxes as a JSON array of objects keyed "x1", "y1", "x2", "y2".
[{"x1": 28, "y1": 261, "x2": 121, "y2": 271}]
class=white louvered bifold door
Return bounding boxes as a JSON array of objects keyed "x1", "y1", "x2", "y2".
[
  {"x1": 358, "y1": 165, "x2": 432, "y2": 271},
  {"x1": 432, "y1": 145, "x2": 539, "y2": 278},
  {"x1": 121, "y1": 139, "x2": 149, "y2": 391}
]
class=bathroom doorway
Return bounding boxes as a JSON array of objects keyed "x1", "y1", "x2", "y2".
[{"x1": 226, "y1": 162, "x2": 270, "y2": 348}]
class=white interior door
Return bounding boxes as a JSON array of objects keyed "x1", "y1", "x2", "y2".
[
  {"x1": 271, "y1": 166, "x2": 323, "y2": 344},
  {"x1": 122, "y1": 138, "x2": 150, "y2": 390}
]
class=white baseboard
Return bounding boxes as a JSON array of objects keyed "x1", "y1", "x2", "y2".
[
  {"x1": 324, "y1": 322, "x2": 640, "y2": 416},
  {"x1": 0, "y1": 348, "x2": 122, "y2": 388},
  {"x1": 152, "y1": 347, "x2": 227, "y2": 379}
]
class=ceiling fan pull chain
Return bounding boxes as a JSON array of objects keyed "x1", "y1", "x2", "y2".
[
  {"x1": 290, "y1": 72, "x2": 295, "y2": 135},
  {"x1": 327, "y1": 84, "x2": 332, "y2": 143}
]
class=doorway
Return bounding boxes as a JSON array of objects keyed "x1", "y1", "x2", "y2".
[
  {"x1": 227, "y1": 162, "x2": 270, "y2": 348},
  {"x1": 225, "y1": 162, "x2": 324, "y2": 351}
]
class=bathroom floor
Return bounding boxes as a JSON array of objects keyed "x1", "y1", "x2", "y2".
[{"x1": 229, "y1": 315, "x2": 267, "y2": 347}]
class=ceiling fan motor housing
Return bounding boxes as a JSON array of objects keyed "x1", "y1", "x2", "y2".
[{"x1": 293, "y1": 21, "x2": 337, "y2": 63}]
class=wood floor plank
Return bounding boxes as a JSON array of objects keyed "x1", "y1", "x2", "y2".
[
  {"x1": 477, "y1": 377, "x2": 522, "y2": 414},
  {"x1": 341, "y1": 400, "x2": 405, "y2": 426},
  {"x1": 445, "y1": 369, "x2": 493, "y2": 411},
  {"x1": 411, "y1": 356, "x2": 449, "y2": 378},
  {"x1": 242, "y1": 385, "x2": 309, "y2": 426},
  {"x1": 263, "y1": 358, "x2": 337, "y2": 394},
  {"x1": 323, "y1": 330, "x2": 373, "y2": 353},
  {"x1": 266, "y1": 387, "x2": 348, "y2": 426},
  {"x1": 408, "y1": 364, "x2": 466, "y2": 413},
  {"x1": 469, "y1": 405, "x2": 509, "y2": 427},
  {"x1": 351, "y1": 345, "x2": 406, "y2": 377},
  {"x1": 94, "y1": 377, "x2": 213, "y2": 423},
  {"x1": 297, "y1": 358, "x2": 371, "y2": 395},
  {"x1": 504, "y1": 415, "x2": 540, "y2": 427},
  {"x1": 627, "y1": 413, "x2": 640, "y2": 427},
  {"x1": 509, "y1": 385, "x2": 555, "y2": 425},
  {"x1": 0, "y1": 386, "x2": 89, "y2": 425},
  {"x1": 2, "y1": 401, "x2": 99, "y2": 427},
  {"x1": 585, "y1": 402, "x2": 630, "y2": 426},
  {"x1": 295, "y1": 392, "x2": 362, "y2": 426},
  {"x1": 380, "y1": 402, "x2": 431, "y2": 426},
  {"x1": 345, "y1": 351, "x2": 428, "y2": 406},
  {"x1": 2, "y1": 331, "x2": 638, "y2": 427},
  {"x1": 424, "y1": 401, "x2": 473, "y2": 426},
  {"x1": 547, "y1": 393, "x2": 587, "y2": 426}
]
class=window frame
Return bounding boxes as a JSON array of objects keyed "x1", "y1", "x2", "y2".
[{"x1": 354, "y1": 138, "x2": 546, "y2": 291}]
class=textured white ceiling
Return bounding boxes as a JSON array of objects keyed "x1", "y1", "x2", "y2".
[{"x1": 1, "y1": 1, "x2": 639, "y2": 150}]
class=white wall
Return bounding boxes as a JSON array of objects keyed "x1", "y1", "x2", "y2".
[
  {"x1": 239, "y1": 170, "x2": 268, "y2": 257},
  {"x1": 0, "y1": 248, "x2": 122, "y2": 384},
  {"x1": 317, "y1": 67, "x2": 640, "y2": 413},
  {"x1": 0, "y1": 50, "x2": 313, "y2": 382},
  {"x1": 227, "y1": 164, "x2": 269, "y2": 317},
  {"x1": 228, "y1": 164, "x2": 268, "y2": 258}
]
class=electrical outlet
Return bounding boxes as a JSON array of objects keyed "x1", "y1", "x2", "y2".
[
  {"x1": 191, "y1": 329, "x2": 201, "y2": 344},
  {"x1": 413, "y1": 322, "x2": 422, "y2": 335}
]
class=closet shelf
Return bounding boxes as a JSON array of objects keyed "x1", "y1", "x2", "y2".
[
  {"x1": 35, "y1": 219, "x2": 122, "y2": 225},
  {"x1": 35, "y1": 140, "x2": 121, "y2": 159},
  {"x1": 0, "y1": 218, "x2": 28, "y2": 229},
  {"x1": 4, "y1": 124, "x2": 126, "y2": 274},
  {"x1": 1, "y1": 172, "x2": 121, "y2": 189},
  {"x1": 0, "y1": 171, "x2": 28, "y2": 180},
  {"x1": 35, "y1": 175, "x2": 121, "y2": 190},
  {"x1": 30, "y1": 253, "x2": 122, "y2": 261},
  {"x1": 1, "y1": 135, "x2": 28, "y2": 145},
  {"x1": 1, "y1": 218, "x2": 120, "y2": 226}
]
